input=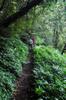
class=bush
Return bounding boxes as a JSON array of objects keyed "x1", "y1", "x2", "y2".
[
  {"x1": 0, "y1": 35, "x2": 28, "y2": 99},
  {"x1": 34, "y1": 46, "x2": 66, "y2": 100}
]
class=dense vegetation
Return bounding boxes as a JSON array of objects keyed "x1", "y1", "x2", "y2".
[
  {"x1": 34, "y1": 46, "x2": 66, "y2": 100},
  {"x1": 0, "y1": 0, "x2": 66, "y2": 100},
  {"x1": 0, "y1": 36, "x2": 28, "y2": 99}
]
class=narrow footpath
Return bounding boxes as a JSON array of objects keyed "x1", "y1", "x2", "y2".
[
  {"x1": 13, "y1": 62, "x2": 35, "y2": 100},
  {"x1": 13, "y1": 34, "x2": 37, "y2": 100}
]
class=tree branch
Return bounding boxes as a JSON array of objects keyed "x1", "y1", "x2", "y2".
[{"x1": 0, "y1": 0, "x2": 42, "y2": 27}]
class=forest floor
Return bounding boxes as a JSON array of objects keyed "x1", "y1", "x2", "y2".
[{"x1": 13, "y1": 62, "x2": 36, "y2": 100}]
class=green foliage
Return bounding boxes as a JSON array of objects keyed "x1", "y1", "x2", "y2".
[
  {"x1": 34, "y1": 46, "x2": 66, "y2": 100},
  {"x1": 33, "y1": 1, "x2": 66, "y2": 50},
  {"x1": 0, "y1": 35, "x2": 28, "y2": 99},
  {"x1": 0, "y1": 69, "x2": 15, "y2": 100},
  {"x1": 0, "y1": 0, "x2": 66, "y2": 100}
]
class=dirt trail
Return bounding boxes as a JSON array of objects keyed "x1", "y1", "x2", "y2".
[{"x1": 13, "y1": 62, "x2": 36, "y2": 100}]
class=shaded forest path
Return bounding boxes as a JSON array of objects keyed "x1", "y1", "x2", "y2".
[
  {"x1": 13, "y1": 33, "x2": 36, "y2": 100},
  {"x1": 13, "y1": 62, "x2": 36, "y2": 100}
]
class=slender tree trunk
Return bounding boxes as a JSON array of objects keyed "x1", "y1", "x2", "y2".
[{"x1": 53, "y1": 29, "x2": 59, "y2": 48}]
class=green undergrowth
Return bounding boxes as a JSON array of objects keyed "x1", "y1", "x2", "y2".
[
  {"x1": 0, "y1": 35, "x2": 28, "y2": 99},
  {"x1": 34, "y1": 46, "x2": 66, "y2": 100}
]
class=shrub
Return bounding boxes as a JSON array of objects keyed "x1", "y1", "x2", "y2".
[
  {"x1": 0, "y1": 35, "x2": 28, "y2": 99},
  {"x1": 34, "y1": 46, "x2": 66, "y2": 100}
]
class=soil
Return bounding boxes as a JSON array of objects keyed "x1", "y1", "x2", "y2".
[{"x1": 13, "y1": 62, "x2": 36, "y2": 100}]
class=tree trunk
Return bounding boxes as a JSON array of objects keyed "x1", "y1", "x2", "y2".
[{"x1": 0, "y1": 0, "x2": 42, "y2": 28}]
